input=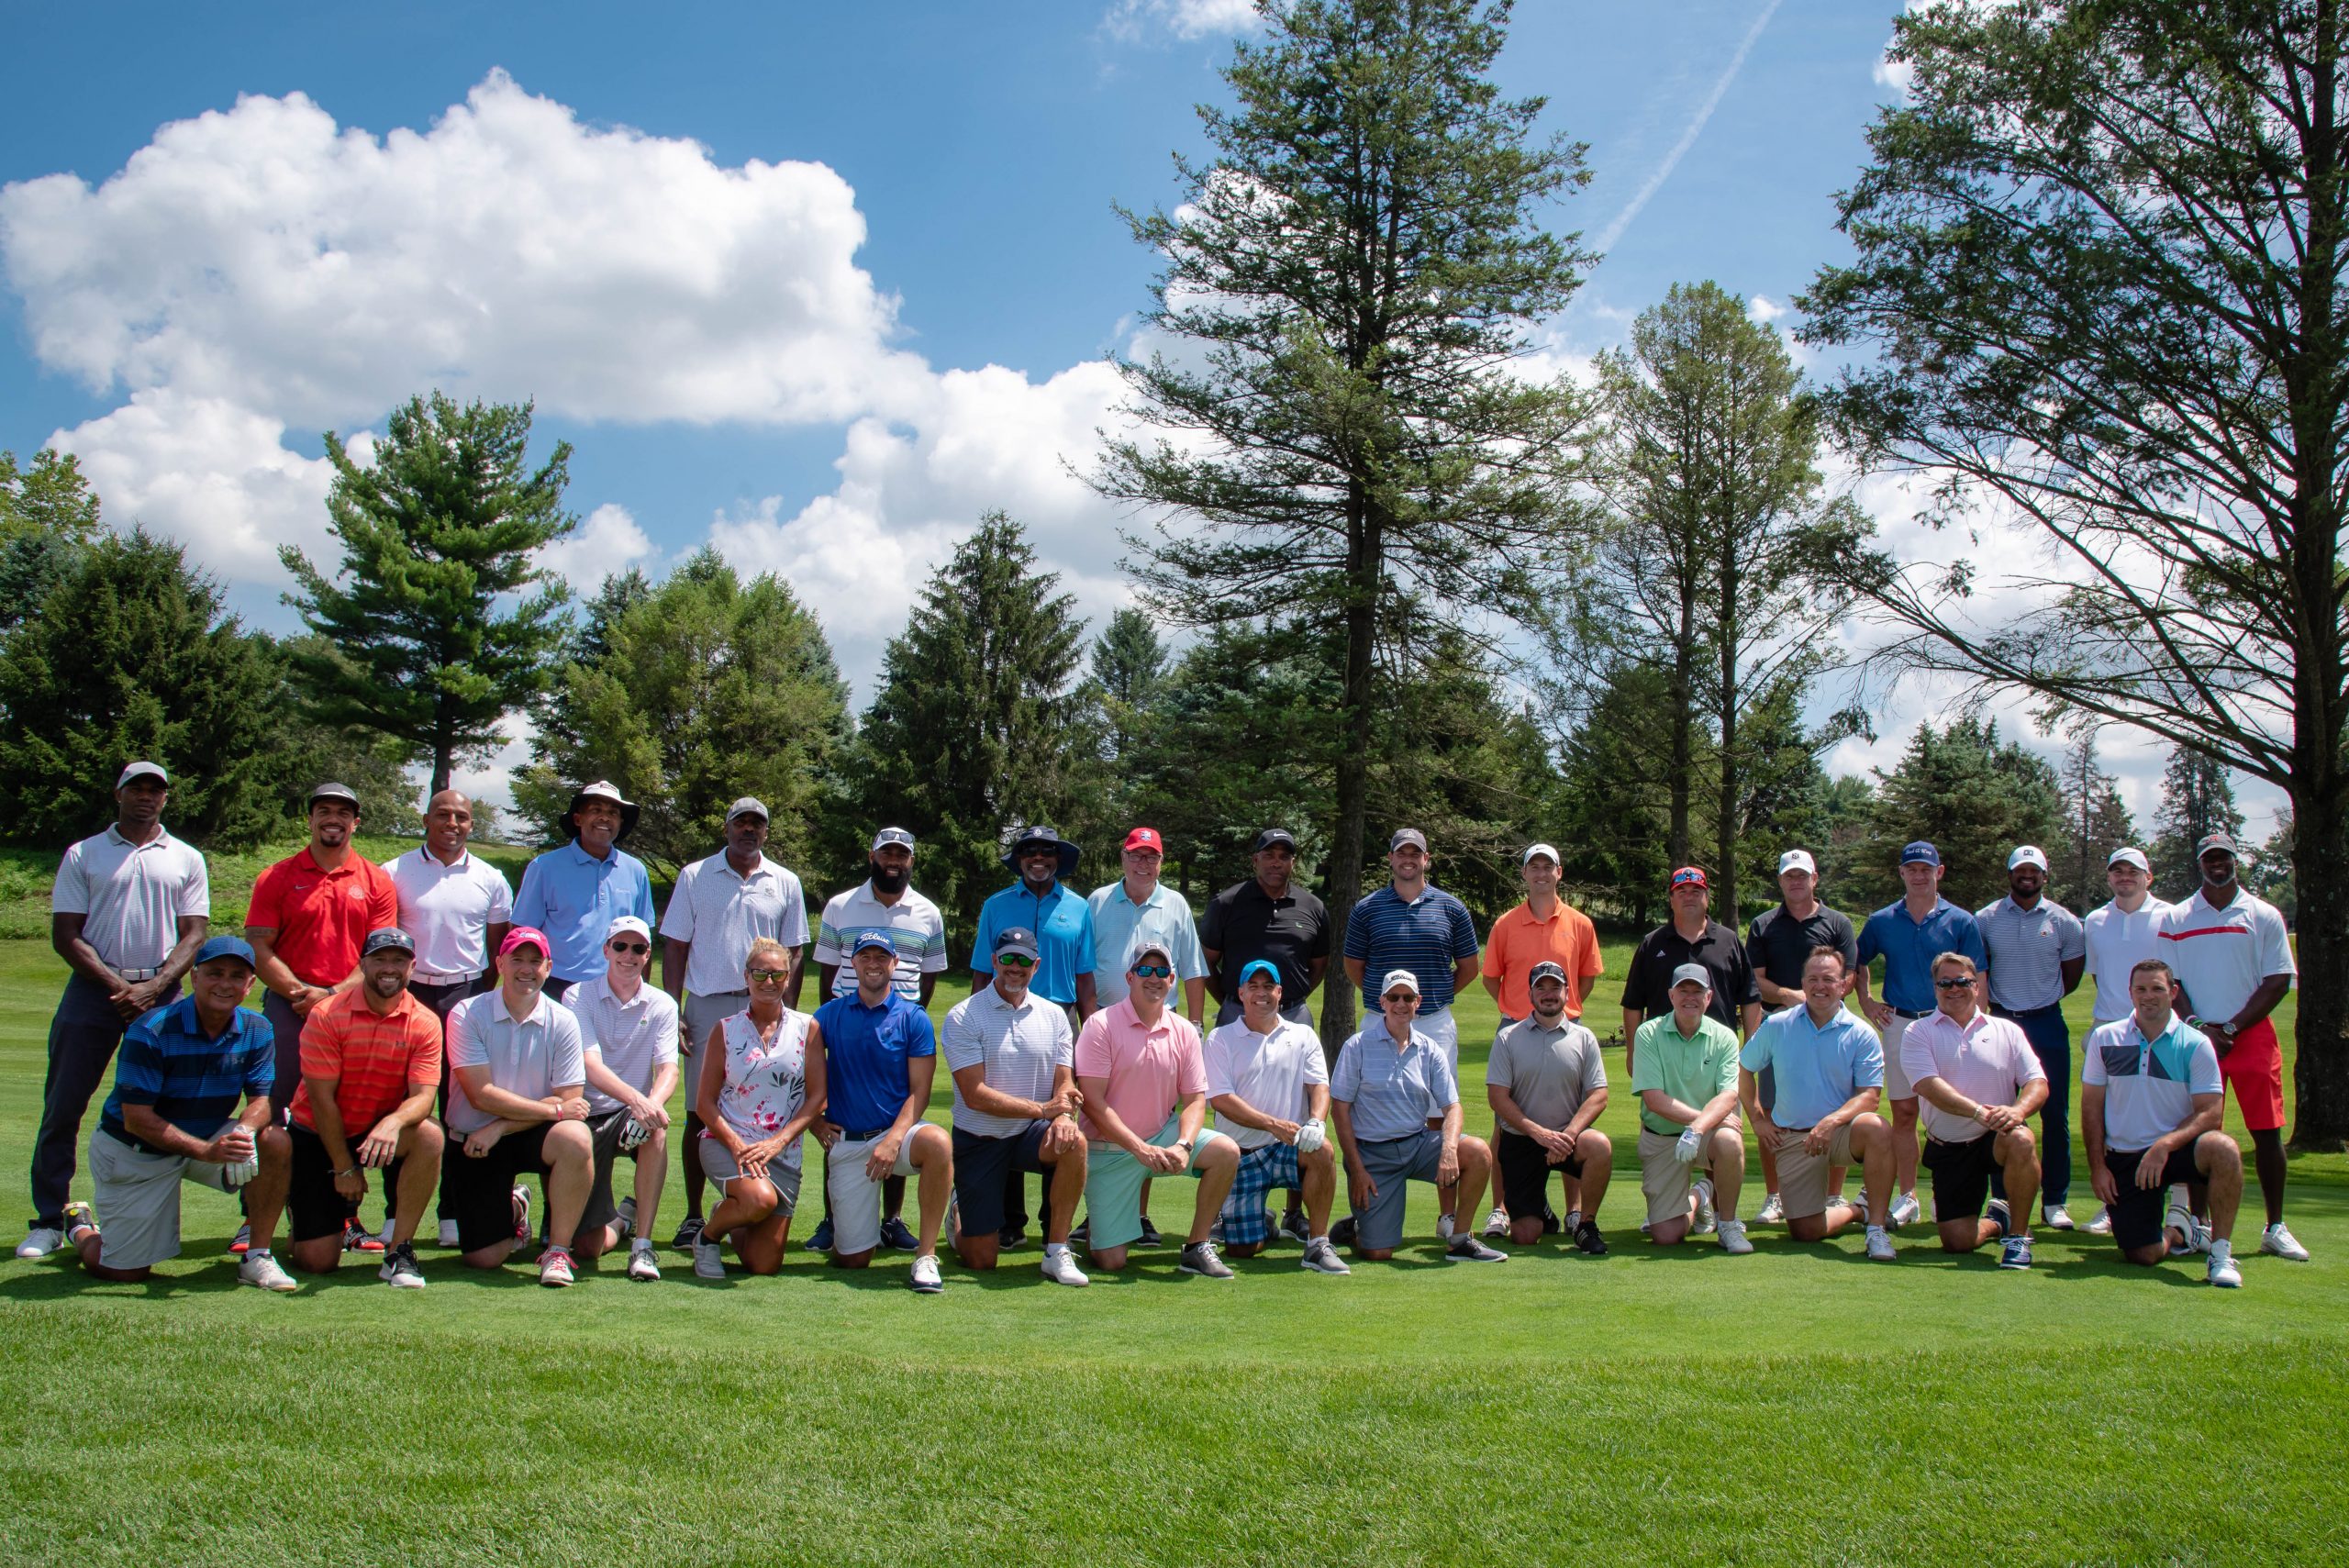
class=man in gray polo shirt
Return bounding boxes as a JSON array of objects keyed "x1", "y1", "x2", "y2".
[
  {"x1": 23, "y1": 761, "x2": 210, "y2": 1260},
  {"x1": 1486, "y1": 962, "x2": 1612, "y2": 1253},
  {"x1": 1330, "y1": 969, "x2": 1506, "y2": 1262},
  {"x1": 661, "y1": 797, "x2": 808, "y2": 1250},
  {"x1": 1976, "y1": 845, "x2": 2087, "y2": 1230}
]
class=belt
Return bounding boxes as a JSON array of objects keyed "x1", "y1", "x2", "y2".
[
  {"x1": 412, "y1": 971, "x2": 478, "y2": 987},
  {"x1": 839, "y1": 1126, "x2": 894, "y2": 1142},
  {"x1": 1892, "y1": 1006, "x2": 1929, "y2": 1020},
  {"x1": 114, "y1": 966, "x2": 163, "y2": 982},
  {"x1": 1992, "y1": 1002, "x2": 2064, "y2": 1019}
]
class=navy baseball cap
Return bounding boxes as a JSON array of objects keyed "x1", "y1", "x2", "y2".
[
  {"x1": 850, "y1": 931, "x2": 898, "y2": 958},
  {"x1": 992, "y1": 927, "x2": 1041, "y2": 962},
  {"x1": 1252, "y1": 828, "x2": 1297, "y2": 852},
  {"x1": 362, "y1": 928, "x2": 416, "y2": 958},
  {"x1": 1900, "y1": 840, "x2": 1942, "y2": 867},
  {"x1": 194, "y1": 935, "x2": 256, "y2": 969},
  {"x1": 1238, "y1": 959, "x2": 1281, "y2": 986}
]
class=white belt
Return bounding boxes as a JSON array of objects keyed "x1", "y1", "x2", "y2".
[
  {"x1": 114, "y1": 966, "x2": 162, "y2": 982},
  {"x1": 413, "y1": 971, "x2": 477, "y2": 986}
]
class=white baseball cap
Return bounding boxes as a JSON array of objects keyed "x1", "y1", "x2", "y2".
[
  {"x1": 2008, "y1": 845, "x2": 2050, "y2": 872},
  {"x1": 1379, "y1": 968, "x2": 1421, "y2": 997},
  {"x1": 2107, "y1": 846, "x2": 2150, "y2": 871},
  {"x1": 1777, "y1": 849, "x2": 1817, "y2": 876},
  {"x1": 606, "y1": 915, "x2": 652, "y2": 943},
  {"x1": 1521, "y1": 842, "x2": 1561, "y2": 865}
]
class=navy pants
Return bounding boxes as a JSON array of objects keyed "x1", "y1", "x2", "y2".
[
  {"x1": 1989, "y1": 1004, "x2": 2070, "y2": 1208},
  {"x1": 29, "y1": 974, "x2": 170, "y2": 1229}
]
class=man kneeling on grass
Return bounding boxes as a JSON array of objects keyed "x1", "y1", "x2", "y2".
[
  {"x1": 441, "y1": 928, "x2": 594, "y2": 1288},
  {"x1": 815, "y1": 931, "x2": 953, "y2": 1295},
  {"x1": 1206, "y1": 961, "x2": 1347, "y2": 1275},
  {"x1": 1741, "y1": 947, "x2": 1898, "y2": 1262},
  {"x1": 61, "y1": 936, "x2": 296, "y2": 1291},
  {"x1": 567, "y1": 916, "x2": 678, "y2": 1283},
  {"x1": 1487, "y1": 962, "x2": 1613, "y2": 1255},
  {"x1": 244, "y1": 928, "x2": 443, "y2": 1288},
  {"x1": 2083, "y1": 959, "x2": 2245, "y2": 1288},
  {"x1": 1330, "y1": 970, "x2": 1507, "y2": 1264},
  {"x1": 1074, "y1": 937, "x2": 1241, "y2": 1277},
  {"x1": 1899, "y1": 951, "x2": 2045, "y2": 1270},
  {"x1": 1631, "y1": 965, "x2": 1749, "y2": 1253}
]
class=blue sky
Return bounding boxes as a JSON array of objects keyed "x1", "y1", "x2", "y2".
[{"x1": 0, "y1": 0, "x2": 2277, "y2": 837}]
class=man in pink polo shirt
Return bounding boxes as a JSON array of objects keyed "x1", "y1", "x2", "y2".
[
  {"x1": 1898, "y1": 951, "x2": 2047, "y2": 1270},
  {"x1": 1074, "y1": 936, "x2": 1241, "y2": 1276}
]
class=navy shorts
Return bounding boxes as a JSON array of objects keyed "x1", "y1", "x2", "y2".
[
  {"x1": 2103, "y1": 1145, "x2": 2203, "y2": 1253},
  {"x1": 952, "y1": 1123, "x2": 1059, "y2": 1235}
]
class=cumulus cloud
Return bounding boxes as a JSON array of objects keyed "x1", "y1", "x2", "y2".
[
  {"x1": 1102, "y1": 0, "x2": 1260, "y2": 42},
  {"x1": 538, "y1": 502, "x2": 658, "y2": 594}
]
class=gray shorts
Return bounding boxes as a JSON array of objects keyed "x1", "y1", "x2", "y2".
[
  {"x1": 87, "y1": 1128, "x2": 238, "y2": 1271},
  {"x1": 1350, "y1": 1129, "x2": 1446, "y2": 1251},
  {"x1": 682, "y1": 991, "x2": 749, "y2": 1062},
  {"x1": 696, "y1": 1135, "x2": 802, "y2": 1214}
]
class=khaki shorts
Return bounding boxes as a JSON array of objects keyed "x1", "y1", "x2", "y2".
[
  {"x1": 87, "y1": 1128, "x2": 238, "y2": 1271},
  {"x1": 1879, "y1": 1014, "x2": 1917, "y2": 1099},
  {"x1": 1771, "y1": 1124, "x2": 1857, "y2": 1220},
  {"x1": 1637, "y1": 1120, "x2": 1739, "y2": 1226},
  {"x1": 825, "y1": 1129, "x2": 923, "y2": 1254}
]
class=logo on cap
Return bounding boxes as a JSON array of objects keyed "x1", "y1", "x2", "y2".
[
  {"x1": 1900, "y1": 841, "x2": 1942, "y2": 867},
  {"x1": 2007, "y1": 845, "x2": 2049, "y2": 872},
  {"x1": 1252, "y1": 828, "x2": 1297, "y2": 853},
  {"x1": 1777, "y1": 850, "x2": 1816, "y2": 876},
  {"x1": 1528, "y1": 961, "x2": 1568, "y2": 986},
  {"x1": 362, "y1": 928, "x2": 416, "y2": 959},
  {"x1": 499, "y1": 927, "x2": 551, "y2": 959},
  {"x1": 1670, "y1": 866, "x2": 1708, "y2": 890},
  {"x1": 871, "y1": 827, "x2": 916, "y2": 853},
  {"x1": 607, "y1": 915, "x2": 652, "y2": 943},
  {"x1": 1122, "y1": 826, "x2": 1163, "y2": 853},
  {"x1": 851, "y1": 930, "x2": 898, "y2": 957},
  {"x1": 2195, "y1": 831, "x2": 2240, "y2": 858},
  {"x1": 1379, "y1": 968, "x2": 1421, "y2": 996},
  {"x1": 991, "y1": 926, "x2": 1041, "y2": 961},
  {"x1": 1389, "y1": 828, "x2": 1429, "y2": 853}
]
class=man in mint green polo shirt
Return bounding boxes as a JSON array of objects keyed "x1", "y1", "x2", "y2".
[{"x1": 1630, "y1": 965, "x2": 1751, "y2": 1252}]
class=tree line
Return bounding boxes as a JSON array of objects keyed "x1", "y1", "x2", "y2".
[{"x1": 0, "y1": 0, "x2": 2337, "y2": 1140}]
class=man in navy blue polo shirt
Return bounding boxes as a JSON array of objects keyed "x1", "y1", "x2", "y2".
[
  {"x1": 60, "y1": 936, "x2": 297, "y2": 1290},
  {"x1": 971, "y1": 824, "x2": 1095, "y2": 1248},
  {"x1": 816, "y1": 932, "x2": 952, "y2": 1294},
  {"x1": 1855, "y1": 841, "x2": 1988, "y2": 1229}
]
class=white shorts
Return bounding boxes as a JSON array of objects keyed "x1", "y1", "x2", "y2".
[
  {"x1": 826, "y1": 1130, "x2": 922, "y2": 1255},
  {"x1": 1414, "y1": 1005, "x2": 1460, "y2": 1073},
  {"x1": 87, "y1": 1128, "x2": 238, "y2": 1271}
]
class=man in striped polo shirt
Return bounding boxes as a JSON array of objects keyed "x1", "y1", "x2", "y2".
[
  {"x1": 1341, "y1": 829, "x2": 1481, "y2": 1237},
  {"x1": 25, "y1": 761, "x2": 211, "y2": 1261}
]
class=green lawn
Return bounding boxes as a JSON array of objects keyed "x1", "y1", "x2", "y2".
[{"x1": 2, "y1": 935, "x2": 2344, "y2": 1566}]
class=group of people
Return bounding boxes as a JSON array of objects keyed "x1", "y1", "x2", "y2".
[{"x1": 18, "y1": 761, "x2": 2304, "y2": 1295}]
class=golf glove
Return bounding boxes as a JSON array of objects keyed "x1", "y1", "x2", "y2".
[
  {"x1": 1294, "y1": 1119, "x2": 1326, "y2": 1154},
  {"x1": 618, "y1": 1114, "x2": 651, "y2": 1151},
  {"x1": 1674, "y1": 1128, "x2": 1702, "y2": 1164}
]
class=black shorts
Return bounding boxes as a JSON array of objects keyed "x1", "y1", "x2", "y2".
[
  {"x1": 440, "y1": 1122, "x2": 554, "y2": 1253},
  {"x1": 1922, "y1": 1134, "x2": 2000, "y2": 1223},
  {"x1": 2104, "y1": 1145, "x2": 2204, "y2": 1253},
  {"x1": 1496, "y1": 1129, "x2": 1582, "y2": 1218},
  {"x1": 287, "y1": 1121, "x2": 382, "y2": 1245},
  {"x1": 952, "y1": 1124, "x2": 1060, "y2": 1235},
  {"x1": 580, "y1": 1108, "x2": 653, "y2": 1238}
]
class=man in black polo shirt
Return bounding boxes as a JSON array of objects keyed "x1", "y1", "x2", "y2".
[
  {"x1": 1621, "y1": 867, "x2": 1759, "y2": 1075},
  {"x1": 1742, "y1": 848, "x2": 1859, "y2": 1223},
  {"x1": 1201, "y1": 827, "x2": 1330, "y2": 1243}
]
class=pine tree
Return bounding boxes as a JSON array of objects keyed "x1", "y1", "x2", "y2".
[
  {"x1": 282, "y1": 392, "x2": 577, "y2": 794},
  {"x1": 2150, "y1": 746, "x2": 2244, "y2": 901},
  {"x1": 0, "y1": 448, "x2": 105, "y2": 631},
  {"x1": 2056, "y1": 735, "x2": 2139, "y2": 912},
  {"x1": 1859, "y1": 717, "x2": 2066, "y2": 913}
]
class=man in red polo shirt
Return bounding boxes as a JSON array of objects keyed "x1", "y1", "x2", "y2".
[
  {"x1": 1476, "y1": 843, "x2": 1604, "y2": 1237},
  {"x1": 242, "y1": 928, "x2": 444, "y2": 1286},
  {"x1": 242, "y1": 783, "x2": 398, "y2": 1251}
]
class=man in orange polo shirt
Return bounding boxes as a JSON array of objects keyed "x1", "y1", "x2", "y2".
[
  {"x1": 242, "y1": 928, "x2": 444, "y2": 1287},
  {"x1": 1477, "y1": 843, "x2": 1603, "y2": 1237},
  {"x1": 242, "y1": 783, "x2": 399, "y2": 1252}
]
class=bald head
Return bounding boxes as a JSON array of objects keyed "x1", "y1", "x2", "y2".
[{"x1": 424, "y1": 789, "x2": 475, "y2": 860}]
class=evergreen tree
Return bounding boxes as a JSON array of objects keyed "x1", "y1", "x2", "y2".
[
  {"x1": 1858, "y1": 717, "x2": 2066, "y2": 913},
  {"x1": 0, "y1": 449, "x2": 104, "y2": 631},
  {"x1": 518, "y1": 550, "x2": 848, "y2": 876},
  {"x1": 846, "y1": 513, "x2": 1096, "y2": 938},
  {"x1": 0, "y1": 529, "x2": 290, "y2": 848},
  {"x1": 1097, "y1": 0, "x2": 1596, "y2": 1048},
  {"x1": 2056, "y1": 734, "x2": 2139, "y2": 912},
  {"x1": 282, "y1": 392, "x2": 577, "y2": 794},
  {"x1": 1551, "y1": 659, "x2": 1677, "y2": 927},
  {"x1": 2150, "y1": 746, "x2": 2245, "y2": 901}
]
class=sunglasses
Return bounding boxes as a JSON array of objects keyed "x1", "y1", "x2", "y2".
[
  {"x1": 607, "y1": 941, "x2": 649, "y2": 955},
  {"x1": 1934, "y1": 975, "x2": 1976, "y2": 989},
  {"x1": 1382, "y1": 992, "x2": 1418, "y2": 1005},
  {"x1": 995, "y1": 953, "x2": 1037, "y2": 970},
  {"x1": 1130, "y1": 963, "x2": 1174, "y2": 978},
  {"x1": 748, "y1": 968, "x2": 791, "y2": 983}
]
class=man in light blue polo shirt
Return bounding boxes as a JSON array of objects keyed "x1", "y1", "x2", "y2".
[
  {"x1": 1976, "y1": 844, "x2": 2087, "y2": 1231},
  {"x1": 1854, "y1": 840, "x2": 1987, "y2": 1229},
  {"x1": 971, "y1": 824, "x2": 1095, "y2": 1248},
  {"x1": 511, "y1": 781, "x2": 656, "y2": 1002},
  {"x1": 1742, "y1": 947, "x2": 1898, "y2": 1260},
  {"x1": 1089, "y1": 827, "x2": 1208, "y2": 1023}
]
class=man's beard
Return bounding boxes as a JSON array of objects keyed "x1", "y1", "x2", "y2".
[{"x1": 872, "y1": 865, "x2": 909, "y2": 895}]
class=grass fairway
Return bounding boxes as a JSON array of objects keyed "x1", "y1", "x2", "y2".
[{"x1": 3, "y1": 935, "x2": 2345, "y2": 1566}]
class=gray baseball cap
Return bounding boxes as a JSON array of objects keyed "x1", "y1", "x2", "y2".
[
  {"x1": 1669, "y1": 963, "x2": 1712, "y2": 991},
  {"x1": 872, "y1": 826, "x2": 916, "y2": 852},
  {"x1": 362, "y1": 928, "x2": 416, "y2": 958},
  {"x1": 1389, "y1": 828, "x2": 1429, "y2": 853},
  {"x1": 117, "y1": 761, "x2": 169, "y2": 788},
  {"x1": 725, "y1": 797, "x2": 770, "y2": 824}
]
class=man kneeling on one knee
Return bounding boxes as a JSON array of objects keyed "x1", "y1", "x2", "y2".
[
  {"x1": 1631, "y1": 964, "x2": 1747, "y2": 1252},
  {"x1": 1207, "y1": 961, "x2": 1347, "y2": 1274},
  {"x1": 1900, "y1": 951, "x2": 2045, "y2": 1270},
  {"x1": 1741, "y1": 947, "x2": 1899, "y2": 1261},
  {"x1": 1488, "y1": 962, "x2": 1613, "y2": 1254}
]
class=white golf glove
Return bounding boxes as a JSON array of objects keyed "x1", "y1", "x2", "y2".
[
  {"x1": 1674, "y1": 1127, "x2": 1702, "y2": 1165},
  {"x1": 1294, "y1": 1119, "x2": 1326, "y2": 1154},
  {"x1": 222, "y1": 1150, "x2": 261, "y2": 1189}
]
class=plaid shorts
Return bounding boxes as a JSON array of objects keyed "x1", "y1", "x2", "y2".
[{"x1": 1219, "y1": 1141, "x2": 1301, "y2": 1246}]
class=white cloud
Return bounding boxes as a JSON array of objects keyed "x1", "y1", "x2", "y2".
[
  {"x1": 1748, "y1": 294, "x2": 1787, "y2": 323},
  {"x1": 537, "y1": 502, "x2": 657, "y2": 594},
  {"x1": 1103, "y1": 0, "x2": 1259, "y2": 42}
]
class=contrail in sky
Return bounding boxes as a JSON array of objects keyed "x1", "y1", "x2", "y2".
[{"x1": 1591, "y1": 0, "x2": 1786, "y2": 255}]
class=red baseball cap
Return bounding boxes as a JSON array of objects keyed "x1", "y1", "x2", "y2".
[
  {"x1": 499, "y1": 926, "x2": 551, "y2": 959},
  {"x1": 1669, "y1": 866, "x2": 1709, "y2": 890},
  {"x1": 1122, "y1": 827, "x2": 1163, "y2": 853}
]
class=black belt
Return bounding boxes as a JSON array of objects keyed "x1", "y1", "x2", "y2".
[
  {"x1": 1892, "y1": 1006, "x2": 1929, "y2": 1020},
  {"x1": 839, "y1": 1126, "x2": 894, "y2": 1141},
  {"x1": 1992, "y1": 1003, "x2": 2064, "y2": 1019}
]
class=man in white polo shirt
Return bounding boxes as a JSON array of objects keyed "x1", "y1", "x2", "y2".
[
  {"x1": 567, "y1": 916, "x2": 679, "y2": 1281},
  {"x1": 24, "y1": 761, "x2": 210, "y2": 1261},
  {"x1": 1207, "y1": 961, "x2": 1347, "y2": 1273},
  {"x1": 2078, "y1": 846, "x2": 2173, "y2": 1236},
  {"x1": 1899, "y1": 952, "x2": 2046, "y2": 1269},
  {"x1": 2157, "y1": 832, "x2": 2304, "y2": 1262},
  {"x1": 384, "y1": 787, "x2": 513, "y2": 1247},
  {"x1": 661, "y1": 797, "x2": 808, "y2": 1251}
]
